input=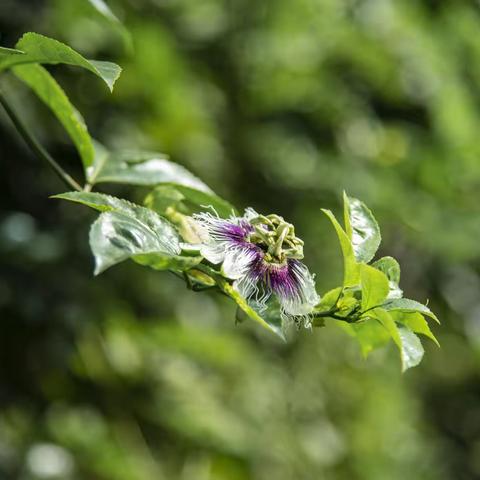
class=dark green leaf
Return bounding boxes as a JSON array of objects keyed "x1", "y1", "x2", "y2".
[
  {"x1": 89, "y1": 210, "x2": 181, "y2": 274},
  {"x1": 13, "y1": 64, "x2": 95, "y2": 170},
  {"x1": 0, "y1": 32, "x2": 121, "y2": 91},
  {"x1": 345, "y1": 194, "x2": 381, "y2": 263},
  {"x1": 360, "y1": 264, "x2": 390, "y2": 311}
]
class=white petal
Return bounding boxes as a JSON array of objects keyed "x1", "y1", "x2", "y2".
[
  {"x1": 243, "y1": 207, "x2": 259, "y2": 222},
  {"x1": 279, "y1": 262, "x2": 319, "y2": 316},
  {"x1": 200, "y1": 242, "x2": 228, "y2": 264},
  {"x1": 221, "y1": 247, "x2": 256, "y2": 279}
]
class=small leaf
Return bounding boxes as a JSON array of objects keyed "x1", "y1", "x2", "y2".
[
  {"x1": 397, "y1": 325, "x2": 424, "y2": 372},
  {"x1": 372, "y1": 256, "x2": 402, "y2": 299},
  {"x1": 322, "y1": 209, "x2": 359, "y2": 286},
  {"x1": 372, "y1": 256, "x2": 400, "y2": 283},
  {"x1": 13, "y1": 64, "x2": 95, "y2": 170},
  {"x1": 383, "y1": 298, "x2": 439, "y2": 324},
  {"x1": 391, "y1": 311, "x2": 440, "y2": 347},
  {"x1": 0, "y1": 32, "x2": 121, "y2": 91},
  {"x1": 219, "y1": 280, "x2": 285, "y2": 340},
  {"x1": 315, "y1": 287, "x2": 343, "y2": 311},
  {"x1": 89, "y1": 210, "x2": 180, "y2": 274},
  {"x1": 345, "y1": 194, "x2": 381, "y2": 263},
  {"x1": 360, "y1": 264, "x2": 390, "y2": 311}
]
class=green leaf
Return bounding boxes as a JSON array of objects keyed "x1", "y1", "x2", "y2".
[
  {"x1": 315, "y1": 287, "x2": 343, "y2": 311},
  {"x1": 12, "y1": 64, "x2": 95, "y2": 170},
  {"x1": 360, "y1": 264, "x2": 390, "y2": 311},
  {"x1": 133, "y1": 253, "x2": 202, "y2": 272},
  {"x1": 87, "y1": 149, "x2": 208, "y2": 189},
  {"x1": 145, "y1": 184, "x2": 234, "y2": 220},
  {"x1": 52, "y1": 191, "x2": 144, "y2": 216},
  {"x1": 338, "y1": 318, "x2": 391, "y2": 357},
  {"x1": 372, "y1": 256, "x2": 402, "y2": 299},
  {"x1": 86, "y1": 0, "x2": 133, "y2": 53},
  {"x1": 0, "y1": 32, "x2": 121, "y2": 91},
  {"x1": 345, "y1": 194, "x2": 381, "y2": 263},
  {"x1": 391, "y1": 311, "x2": 440, "y2": 347},
  {"x1": 397, "y1": 325, "x2": 424, "y2": 372},
  {"x1": 372, "y1": 256, "x2": 400, "y2": 283},
  {"x1": 369, "y1": 308, "x2": 402, "y2": 350},
  {"x1": 322, "y1": 209, "x2": 359, "y2": 286},
  {"x1": 219, "y1": 280, "x2": 285, "y2": 340},
  {"x1": 89, "y1": 210, "x2": 181, "y2": 274},
  {"x1": 383, "y1": 298, "x2": 439, "y2": 324}
]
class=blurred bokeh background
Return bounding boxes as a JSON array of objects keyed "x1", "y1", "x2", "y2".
[{"x1": 1, "y1": 0, "x2": 479, "y2": 478}]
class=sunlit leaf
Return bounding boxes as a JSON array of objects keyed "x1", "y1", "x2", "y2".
[
  {"x1": 391, "y1": 311, "x2": 440, "y2": 347},
  {"x1": 369, "y1": 308, "x2": 402, "y2": 350},
  {"x1": 53, "y1": 191, "x2": 144, "y2": 216},
  {"x1": 322, "y1": 209, "x2": 359, "y2": 286},
  {"x1": 372, "y1": 256, "x2": 402, "y2": 299},
  {"x1": 360, "y1": 264, "x2": 389, "y2": 311},
  {"x1": 397, "y1": 325, "x2": 424, "y2": 372},
  {"x1": 0, "y1": 32, "x2": 121, "y2": 91},
  {"x1": 383, "y1": 298, "x2": 439, "y2": 324},
  {"x1": 13, "y1": 64, "x2": 95, "y2": 170},
  {"x1": 345, "y1": 194, "x2": 381, "y2": 263}
]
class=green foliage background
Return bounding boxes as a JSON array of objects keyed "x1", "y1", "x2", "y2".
[{"x1": 0, "y1": 0, "x2": 478, "y2": 478}]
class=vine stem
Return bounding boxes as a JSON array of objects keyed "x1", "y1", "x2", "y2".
[{"x1": 0, "y1": 89, "x2": 82, "y2": 192}]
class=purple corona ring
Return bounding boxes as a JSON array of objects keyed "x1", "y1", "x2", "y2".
[{"x1": 194, "y1": 208, "x2": 319, "y2": 322}]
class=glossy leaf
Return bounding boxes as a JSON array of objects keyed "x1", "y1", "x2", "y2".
[
  {"x1": 13, "y1": 64, "x2": 95, "y2": 169},
  {"x1": 322, "y1": 209, "x2": 359, "y2": 286},
  {"x1": 0, "y1": 32, "x2": 121, "y2": 91},
  {"x1": 89, "y1": 210, "x2": 181, "y2": 274},
  {"x1": 345, "y1": 194, "x2": 381, "y2": 263},
  {"x1": 53, "y1": 191, "x2": 144, "y2": 216},
  {"x1": 383, "y1": 298, "x2": 439, "y2": 324},
  {"x1": 360, "y1": 264, "x2": 390, "y2": 311},
  {"x1": 397, "y1": 325, "x2": 424, "y2": 372},
  {"x1": 87, "y1": 149, "x2": 208, "y2": 189},
  {"x1": 372, "y1": 256, "x2": 402, "y2": 299},
  {"x1": 391, "y1": 311, "x2": 440, "y2": 347}
]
